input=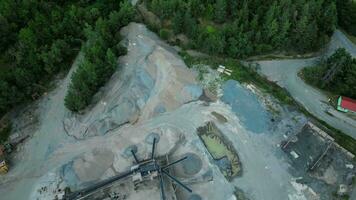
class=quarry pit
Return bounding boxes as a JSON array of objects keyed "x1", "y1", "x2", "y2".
[{"x1": 0, "y1": 23, "x2": 355, "y2": 200}]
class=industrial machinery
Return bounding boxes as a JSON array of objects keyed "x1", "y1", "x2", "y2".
[
  {"x1": 64, "y1": 138, "x2": 192, "y2": 200},
  {"x1": 0, "y1": 145, "x2": 9, "y2": 174},
  {"x1": 0, "y1": 159, "x2": 9, "y2": 174}
]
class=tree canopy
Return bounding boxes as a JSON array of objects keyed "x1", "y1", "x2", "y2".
[
  {"x1": 336, "y1": 0, "x2": 356, "y2": 36},
  {"x1": 64, "y1": 2, "x2": 135, "y2": 112},
  {"x1": 302, "y1": 48, "x2": 356, "y2": 99},
  {"x1": 0, "y1": 0, "x2": 133, "y2": 115},
  {"x1": 147, "y1": 0, "x2": 337, "y2": 57}
]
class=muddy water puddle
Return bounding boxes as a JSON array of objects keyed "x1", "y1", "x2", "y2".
[{"x1": 197, "y1": 122, "x2": 241, "y2": 180}]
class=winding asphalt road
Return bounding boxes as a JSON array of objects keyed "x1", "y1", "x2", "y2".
[{"x1": 255, "y1": 29, "x2": 356, "y2": 139}]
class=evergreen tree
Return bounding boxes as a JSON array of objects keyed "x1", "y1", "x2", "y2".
[
  {"x1": 204, "y1": 4, "x2": 215, "y2": 20},
  {"x1": 302, "y1": 48, "x2": 356, "y2": 98},
  {"x1": 320, "y1": 2, "x2": 337, "y2": 36},
  {"x1": 172, "y1": 10, "x2": 184, "y2": 34},
  {"x1": 0, "y1": 0, "x2": 135, "y2": 115},
  {"x1": 336, "y1": 0, "x2": 356, "y2": 35},
  {"x1": 214, "y1": 0, "x2": 227, "y2": 23},
  {"x1": 227, "y1": 0, "x2": 239, "y2": 18},
  {"x1": 183, "y1": 10, "x2": 197, "y2": 37},
  {"x1": 263, "y1": 2, "x2": 279, "y2": 45},
  {"x1": 293, "y1": 14, "x2": 309, "y2": 52},
  {"x1": 276, "y1": 12, "x2": 291, "y2": 48},
  {"x1": 189, "y1": 0, "x2": 205, "y2": 17}
]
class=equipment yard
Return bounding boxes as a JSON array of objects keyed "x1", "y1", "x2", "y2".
[
  {"x1": 0, "y1": 22, "x2": 355, "y2": 200},
  {"x1": 282, "y1": 122, "x2": 356, "y2": 199}
]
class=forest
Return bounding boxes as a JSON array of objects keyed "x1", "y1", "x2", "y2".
[
  {"x1": 336, "y1": 0, "x2": 356, "y2": 36},
  {"x1": 64, "y1": 2, "x2": 135, "y2": 112},
  {"x1": 0, "y1": 0, "x2": 133, "y2": 115},
  {"x1": 1, "y1": 0, "x2": 355, "y2": 115},
  {"x1": 302, "y1": 48, "x2": 356, "y2": 99},
  {"x1": 145, "y1": 0, "x2": 337, "y2": 57}
]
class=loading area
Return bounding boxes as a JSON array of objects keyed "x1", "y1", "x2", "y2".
[{"x1": 281, "y1": 121, "x2": 356, "y2": 199}]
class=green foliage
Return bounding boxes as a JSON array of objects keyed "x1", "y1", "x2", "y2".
[
  {"x1": 0, "y1": 0, "x2": 135, "y2": 115},
  {"x1": 336, "y1": 0, "x2": 356, "y2": 36},
  {"x1": 183, "y1": 10, "x2": 197, "y2": 37},
  {"x1": 189, "y1": 0, "x2": 205, "y2": 17},
  {"x1": 41, "y1": 39, "x2": 71, "y2": 75},
  {"x1": 206, "y1": 25, "x2": 216, "y2": 34},
  {"x1": 0, "y1": 0, "x2": 133, "y2": 116},
  {"x1": 204, "y1": 4, "x2": 215, "y2": 20},
  {"x1": 150, "y1": 0, "x2": 180, "y2": 19},
  {"x1": 65, "y1": 61, "x2": 97, "y2": 112},
  {"x1": 116, "y1": 1, "x2": 136, "y2": 26},
  {"x1": 0, "y1": 122, "x2": 11, "y2": 143},
  {"x1": 147, "y1": 0, "x2": 337, "y2": 57},
  {"x1": 172, "y1": 10, "x2": 184, "y2": 34},
  {"x1": 64, "y1": 3, "x2": 134, "y2": 112},
  {"x1": 214, "y1": 0, "x2": 227, "y2": 23},
  {"x1": 302, "y1": 48, "x2": 356, "y2": 98},
  {"x1": 159, "y1": 29, "x2": 171, "y2": 40}
]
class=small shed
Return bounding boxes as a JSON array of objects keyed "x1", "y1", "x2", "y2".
[{"x1": 337, "y1": 96, "x2": 356, "y2": 113}]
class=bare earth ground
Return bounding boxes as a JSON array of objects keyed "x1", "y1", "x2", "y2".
[{"x1": 0, "y1": 23, "x2": 354, "y2": 200}]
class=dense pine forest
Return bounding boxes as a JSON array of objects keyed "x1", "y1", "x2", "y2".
[
  {"x1": 64, "y1": 2, "x2": 135, "y2": 112},
  {"x1": 0, "y1": 0, "x2": 133, "y2": 114},
  {"x1": 336, "y1": 0, "x2": 356, "y2": 36},
  {"x1": 1, "y1": 0, "x2": 356, "y2": 115},
  {"x1": 145, "y1": 0, "x2": 337, "y2": 57}
]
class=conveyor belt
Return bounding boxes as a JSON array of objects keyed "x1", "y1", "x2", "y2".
[{"x1": 64, "y1": 170, "x2": 133, "y2": 200}]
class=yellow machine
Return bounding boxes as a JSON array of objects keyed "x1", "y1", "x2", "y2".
[
  {"x1": 0, "y1": 145, "x2": 9, "y2": 174},
  {"x1": 0, "y1": 159, "x2": 8, "y2": 174}
]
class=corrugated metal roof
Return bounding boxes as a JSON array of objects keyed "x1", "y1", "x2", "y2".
[{"x1": 341, "y1": 96, "x2": 356, "y2": 112}]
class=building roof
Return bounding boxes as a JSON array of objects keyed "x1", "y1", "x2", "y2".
[{"x1": 340, "y1": 96, "x2": 356, "y2": 112}]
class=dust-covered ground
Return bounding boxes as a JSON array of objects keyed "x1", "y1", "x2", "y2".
[{"x1": 0, "y1": 23, "x2": 352, "y2": 200}]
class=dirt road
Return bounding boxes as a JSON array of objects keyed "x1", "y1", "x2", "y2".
[
  {"x1": 328, "y1": 30, "x2": 356, "y2": 57},
  {"x1": 0, "y1": 54, "x2": 82, "y2": 199},
  {"x1": 256, "y1": 30, "x2": 356, "y2": 139}
]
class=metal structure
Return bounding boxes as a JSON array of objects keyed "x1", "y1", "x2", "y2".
[{"x1": 64, "y1": 138, "x2": 192, "y2": 200}]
